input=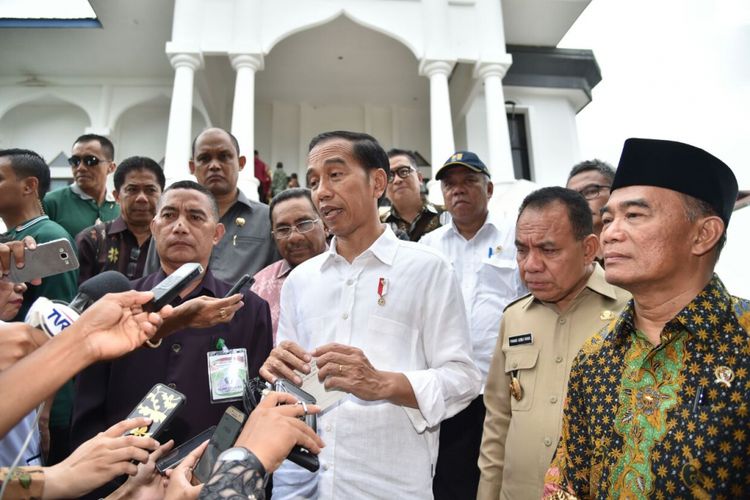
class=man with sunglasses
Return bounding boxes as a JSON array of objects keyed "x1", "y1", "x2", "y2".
[
  {"x1": 43, "y1": 134, "x2": 120, "y2": 240},
  {"x1": 251, "y1": 188, "x2": 327, "y2": 342},
  {"x1": 75, "y1": 156, "x2": 165, "y2": 283},
  {"x1": 565, "y1": 159, "x2": 615, "y2": 243},
  {"x1": 381, "y1": 149, "x2": 444, "y2": 241},
  {"x1": 420, "y1": 151, "x2": 526, "y2": 500}
]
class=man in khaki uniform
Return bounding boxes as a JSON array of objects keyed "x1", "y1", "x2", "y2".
[{"x1": 477, "y1": 187, "x2": 630, "y2": 499}]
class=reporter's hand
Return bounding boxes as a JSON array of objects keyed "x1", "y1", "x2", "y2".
[
  {"x1": 107, "y1": 440, "x2": 174, "y2": 500},
  {"x1": 164, "y1": 440, "x2": 208, "y2": 500},
  {"x1": 0, "y1": 322, "x2": 49, "y2": 370},
  {"x1": 314, "y1": 342, "x2": 388, "y2": 400},
  {"x1": 0, "y1": 236, "x2": 41, "y2": 285},
  {"x1": 43, "y1": 417, "x2": 160, "y2": 499},
  {"x1": 259, "y1": 340, "x2": 311, "y2": 384},
  {"x1": 69, "y1": 290, "x2": 173, "y2": 362},
  {"x1": 173, "y1": 294, "x2": 244, "y2": 329},
  {"x1": 236, "y1": 391, "x2": 324, "y2": 473}
]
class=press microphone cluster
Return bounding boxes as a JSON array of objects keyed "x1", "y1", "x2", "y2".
[{"x1": 25, "y1": 271, "x2": 133, "y2": 338}]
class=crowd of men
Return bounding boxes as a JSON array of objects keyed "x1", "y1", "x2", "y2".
[{"x1": 0, "y1": 126, "x2": 747, "y2": 499}]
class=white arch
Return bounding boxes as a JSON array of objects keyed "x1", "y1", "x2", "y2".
[
  {"x1": 0, "y1": 91, "x2": 93, "y2": 126},
  {"x1": 264, "y1": 10, "x2": 420, "y2": 59}
]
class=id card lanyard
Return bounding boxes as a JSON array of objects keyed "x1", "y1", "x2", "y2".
[{"x1": 207, "y1": 338, "x2": 248, "y2": 403}]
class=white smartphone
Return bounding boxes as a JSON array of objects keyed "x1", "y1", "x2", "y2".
[{"x1": 7, "y1": 238, "x2": 79, "y2": 283}]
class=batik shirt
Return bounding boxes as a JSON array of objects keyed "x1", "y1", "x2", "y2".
[{"x1": 543, "y1": 275, "x2": 750, "y2": 499}]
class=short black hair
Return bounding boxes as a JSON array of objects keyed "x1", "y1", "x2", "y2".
[
  {"x1": 161, "y1": 180, "x2": 219, "y2": 220},
  {"x1": 276, "y1": 162, "x2": 284, "y2": 169},
  {"x1": 387, "y1": 148, "x2": 418, "y2": 169},
  {"x1": 308, "y1": 131, "x2": 390, "y2": 175},
  {"x1": 0, "y1": 148, "x2": 50, "y2": 200},
  {"x1": 74, "y1": 134, "x2": 115, "y2": 161},
  {"x1": 268, "y1": 188, "x2": 316, "y2": 226},
  {"x1": 114, "y1": 156, "x2": 166, "y2": 192},
  {"x1": 518, "y1": 186, "x2": 593, "y2": 240},
  {"x1": 567, "y1": 159, "x2": 615, "y2": 183},
  {"x1": 191, "y1": 128, "x2": 241, "y2": 158}
]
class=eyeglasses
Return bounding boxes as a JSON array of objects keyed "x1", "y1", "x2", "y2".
[
  {"x1": 577, "y1": 184, "x2": 610, "y2": 200},
  {"x1": 272, "y1": 219, "x2": 319, "y2": 239},
  {"x1": 387, "y1": 166, "x2": 415, "y2": 183},
  {"x1": 68, "y1": 155, "x2": 106, "y2": 168}
]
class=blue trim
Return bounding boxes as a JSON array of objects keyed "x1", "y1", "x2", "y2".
[{"x1": 0, "y1": 18, "x2": 101, "y2": 29}]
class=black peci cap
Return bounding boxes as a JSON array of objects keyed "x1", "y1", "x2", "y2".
[{"x1": 612, "y1": 138, "x2": 738, "y2": 225}]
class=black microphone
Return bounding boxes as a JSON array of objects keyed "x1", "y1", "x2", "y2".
[{"x1": 69, "y1": 271, "x2": 133, "y2": 313}]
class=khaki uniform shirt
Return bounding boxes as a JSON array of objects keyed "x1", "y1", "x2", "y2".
[{"x1": 477, "y1": 264, "x2": 630, "y2": 500}]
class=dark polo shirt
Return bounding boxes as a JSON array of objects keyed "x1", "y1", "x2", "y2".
[{"x1": 71, "y1": 268, "x2": 273, "y2": 449}]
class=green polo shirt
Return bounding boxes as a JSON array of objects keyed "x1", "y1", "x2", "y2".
[
  {"x1": 43, "y1": 184, "x2": 120, "y2": 239},
  {"x1": 5, "y1": 215, "x2": 79, "y2": 428}
]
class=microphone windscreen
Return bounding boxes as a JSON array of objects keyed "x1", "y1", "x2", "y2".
[{"x1": 79, "y1": 271, "x2": 133, "y2": 300}]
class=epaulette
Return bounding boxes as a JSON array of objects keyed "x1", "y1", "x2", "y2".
[{"x1": 504, "y1": 292, "x2": 533, "y2": 312}]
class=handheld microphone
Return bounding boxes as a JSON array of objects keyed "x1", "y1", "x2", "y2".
[
  {"x1": 69, "y1": 271, "x2": 133, "y2": 313},
  {"x1": 25, "y1": 271, "x2": 133, "y2": 338}
]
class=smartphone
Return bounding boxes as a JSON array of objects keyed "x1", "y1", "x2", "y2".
[
  {"x1": 8, "y1": 238, "x2": 79, "y2": 283},
  {"x1": 155, "y1": 426, "x2": 215, "y2": 473},
  {"x1": 273, "y1": 379, "x2": 320, "y2": 472},
  {"x1": 123, "y1": 383, "x2": 186, "y2": 440},
  {"x1": 224, "y1": 274, "x2": 253, "y2": 298},
  {"x1": 192, "y1": 406, "x2": 247, "y2": 484},
  {"x1": 143, "y1": 262, "x2": 203, "y2": 312}
]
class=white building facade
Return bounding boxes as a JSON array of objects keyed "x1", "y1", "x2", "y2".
[{"x1": 0, "y1": 0, "x2": 599, "y2": 200}]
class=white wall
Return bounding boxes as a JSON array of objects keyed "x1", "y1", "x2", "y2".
[
  {"x1": 0, "y1": 103, "x2": 90, "y2": 160},
  {"x1": 504, "y1": 87, "x2": 581, "y2": 186},
  {"x1": 253, "y1": 101, "x2": 430, "y2": 185}
]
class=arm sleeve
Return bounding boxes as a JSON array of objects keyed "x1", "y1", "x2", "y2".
[
  {"x1": 198, "y1": 453, "x2": 268, "y2": 499},
  {"x1": 401, "y1": 259, "x2": 481, "y2": 431},
  {"x1": 477, "y1": 317, "x2": 512, "y2": 499}
]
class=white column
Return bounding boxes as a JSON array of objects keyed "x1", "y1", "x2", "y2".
[
  {"x1": 475, "y1": 61, "x2": 514, "y2": 183},
  {"x1": 229, "y1": 53, "x2": 263, "y2": 202},
  {"x1": 164, "y1": 52, "x2": 202, "y2": 185},
  {"x1": 419, "y1": 60, "x2": 456, "y2": 178}
]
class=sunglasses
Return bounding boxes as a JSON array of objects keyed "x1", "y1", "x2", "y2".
[{"x1": 68, "y1": 155, "x2": 106, "y2": 168}]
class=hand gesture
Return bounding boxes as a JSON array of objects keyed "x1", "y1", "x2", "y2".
[
  {"x1": 164, "y1": 440, "x2": 208, "y2": 500},
  {"x1": 259, "y1": 340, "x2": 311, "y2": 385}
]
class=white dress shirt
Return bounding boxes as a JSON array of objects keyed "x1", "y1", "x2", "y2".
[
  {"x1": 273, "y1": 226, "x2": 481, "y2": 500},
  {"x1": 420, "y1": 215, "x2": 526, "y2": 388}
]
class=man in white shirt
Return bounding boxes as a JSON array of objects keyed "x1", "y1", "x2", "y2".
[
  {"x1": 260, "y1": 131, "x2": 481, "y2": 499},
  {"x1": 419, "y1": 151, "x2": 526, "y2": 500}
]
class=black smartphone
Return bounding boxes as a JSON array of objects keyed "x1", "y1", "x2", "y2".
[
  {"x1": 123, "y1": 383, "x2": 186, "y2": 440},
  {"x1": 273, "y1": 379, "x2": 319, "y2": 472},
  {"x1": 224, "y1": 274, "x2": 253, "y2": 298},
  {"x1": 144, "y1": 262, "x2": 203, "y2": 312},
  {"x1": 192, "y1": 406, "x2": 247, "y2": 484},
  {"x1": 155, "y1": 426, "x2": 215, "y2": 473}
]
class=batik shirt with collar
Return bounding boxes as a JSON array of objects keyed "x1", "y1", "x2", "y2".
[
  {"x1": 543, "y1": 274, "x2": 750, "y2": 499},
  {"x1": 381, "y1": 201, "x2": 444, "y2": 242}
]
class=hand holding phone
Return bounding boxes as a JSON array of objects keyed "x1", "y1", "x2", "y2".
[
  {"x1": 192, "y1": 406, "x2": 247, "y2": 484},
  {"x1": 8, "y1": 238, "x2": 79, "y2": 283},
  {"x1": 123, "y1": 383, "x2": 186, "y2": 440},
  {"x1": 155, "y1": 426, "x2": 215, "y2": 473},
  {"x1": 143, "y1": 262, "x2": 203, "y2": 312}
]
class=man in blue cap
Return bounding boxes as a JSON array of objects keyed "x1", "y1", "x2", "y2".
[
  {"x1": 421, "y1": 151, "x2": 526, "y2": 499},
  {"x1": 544, "y1": 138, "x2": 749, "y2": 498}
]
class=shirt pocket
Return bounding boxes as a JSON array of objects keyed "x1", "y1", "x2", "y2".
[
  {"x1": 478, "y1": 257, "x2": 517, "y2": 296},
  {"x1": 502, "y1": 346, "x2": 540, "y2": 412},
  {"x1": 364, "y1": 315, "x2": 419, "y2": 372}
]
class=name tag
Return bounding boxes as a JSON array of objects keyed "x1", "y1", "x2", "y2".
[{"x1": 509, "y1": 333, "x2": 533, "y2": 346}]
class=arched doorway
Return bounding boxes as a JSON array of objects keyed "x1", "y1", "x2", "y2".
[{"x1": 255, "y1": 15, "x2": 430, "y2": 180}]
